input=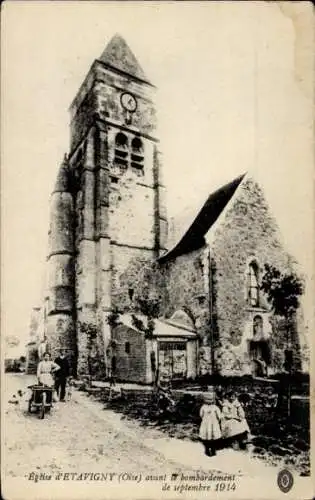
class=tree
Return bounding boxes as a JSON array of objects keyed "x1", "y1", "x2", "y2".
[
  {"x1": 77, "y1": 322, "x2": 99, "y2": 382},
  {"x1": 260, "y1": 264, "x2": 303, "y2": 320},
  {"x1": 260, "y1": 264, "x2": 304, "y2": 348},
  {"x1": 131, "y1": 295, "x2": 160, "y2": 385},
  {"x1": 106, "y1": 307, "x2": 122, "y2": 329},
  {"x1": 260, "y1": 263, "x2": 304, "y2": 417}
]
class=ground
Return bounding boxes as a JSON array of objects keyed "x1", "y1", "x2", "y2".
[
  {"x1": 4, "y1": 374, "x2": 193, "y2": 479},
  {"x1": 89, "y1": 379, "x2": 310, "y2": 476},
  {"x1": 4, "y1": 373, "x2": 279, "y2": 484}
]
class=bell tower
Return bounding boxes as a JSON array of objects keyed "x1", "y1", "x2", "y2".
[{"x1": 67, "y1": 35, "x2": 167, "y2": 374}]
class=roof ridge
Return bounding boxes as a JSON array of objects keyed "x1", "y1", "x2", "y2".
[{"x1": 159, "y1": 173, "x2": 246, "y2": 262}]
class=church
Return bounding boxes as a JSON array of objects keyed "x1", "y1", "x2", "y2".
[{"x1": 26, "y1": 35, "x2": 304, "y2": 381}]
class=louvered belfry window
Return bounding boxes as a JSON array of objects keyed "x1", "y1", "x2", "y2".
[
  {"x1": 131, "y1": 137, "x2": 144, "y2": 170},
  {"x1": 114, "y1": 132, "x2": 129, "y2": 167}
]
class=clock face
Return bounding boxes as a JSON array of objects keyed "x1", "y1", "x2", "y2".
[{"x1": 120, "y1": 92, "x2": 137, "y2": 112}]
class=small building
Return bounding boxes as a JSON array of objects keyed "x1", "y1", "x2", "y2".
[{"x1": 110, "y1": 310, "x2": 198, "y2": 383}]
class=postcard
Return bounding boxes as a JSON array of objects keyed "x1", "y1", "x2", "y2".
[{"x1": 2, "y1": 1, "x2": 314, "y2": 499}]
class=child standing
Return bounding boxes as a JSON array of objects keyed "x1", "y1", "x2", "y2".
[
  {"x1": 199, "y1": 390, "x2": 222, "y2": 456},
  {"x1": 221, "y1": 391, "x2": 250, "y2": 450}
]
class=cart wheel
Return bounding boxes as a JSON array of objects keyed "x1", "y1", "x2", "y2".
[{"x1": 39, "y1": 392, "x2": 46, "y2": 420}]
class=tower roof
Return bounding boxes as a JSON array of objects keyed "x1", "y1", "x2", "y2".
[{"x1": 99, "y1": 34, "x2": 149, "y2": 82}]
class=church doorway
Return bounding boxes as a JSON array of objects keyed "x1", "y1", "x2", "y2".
[
  {"x1": 249, "y1": 340, "x2": 271, "y2": 377},
  {"x1": 158, "y1": 341, "x2": 187, "y2": 380},
  {"x1": 248, "y1": 315, "x2": 271, "y2": 377}
]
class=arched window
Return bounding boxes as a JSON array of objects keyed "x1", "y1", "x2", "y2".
[
  {"x1": 253, "y1": 315, "x2": 263, "y2": 339},
  {"x1": 115, "y1": 132, "x2": 128, "y2": 148},
  {"x1": 112, "y1": 132, "x2": 144, "y2": 174},
  {"x1": 131, "y1": 136, "x2": 144, "y2": 172},
  {"x1": 131, "y1": 137, "x2": 143, "y2": 152},
  {"x1": 114, "y1": 133, "x2": 128, "y2": 167},
  {"x1": 246, "y1": 260, "x2": 259, "y2": 307}
]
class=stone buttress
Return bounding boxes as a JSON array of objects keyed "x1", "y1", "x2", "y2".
[{"x1": 46, "y1": 157, "x2": 76, "y2": 370}]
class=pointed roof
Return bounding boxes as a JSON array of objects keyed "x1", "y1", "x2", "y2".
[
  {"x1": 99, "y1": 34, "x2": 149, "y2": 83},
  {"x1": 159, "y1": 173, "x2": 246, "y2": 263},
  {"x1": 53, "y1": 155, "x2": 70, "y2": 193}
]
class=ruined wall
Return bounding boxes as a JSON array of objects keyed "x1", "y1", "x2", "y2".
[{"x1": 208, "y1": 177, "x2": 298, "y2": 375}]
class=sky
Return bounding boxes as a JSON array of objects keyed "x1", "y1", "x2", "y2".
[{"x1": 2, "y1": 2, "x2": 314, "y2": 352}]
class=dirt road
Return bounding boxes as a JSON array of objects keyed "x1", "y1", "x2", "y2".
[{"x1": 4, "y1": 373, "x2": 204, "y2": 480}]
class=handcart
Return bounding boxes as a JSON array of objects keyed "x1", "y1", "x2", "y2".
[{"x1": 27, "y1": 384, "x2": 54, "y2": 419}]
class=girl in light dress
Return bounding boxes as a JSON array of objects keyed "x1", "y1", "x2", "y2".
[
  {"x1": 221, "y1": 391, "x2": 250, "y2": 450},
  {"x1": 199, "y1": 390, "x2": 222, "y2": 457},
  {"x1": 37, "y1": 352, "x2": 60, "y2": 402}
]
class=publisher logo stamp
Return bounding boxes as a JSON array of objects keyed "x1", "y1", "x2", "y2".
[{"x1": 277, "y1": 469, "x2": 294, "y2": 493}]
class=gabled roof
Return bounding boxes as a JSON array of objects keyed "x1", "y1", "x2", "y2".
[
  {"x1": 119, "y1": 314, "x2": 197, "y2": 338},
  {"x1": 159, "y1": 173, "x2": 246, "y2": 263},
  {"x1": 99, "y1": 34, "x2": 150, "y2": 83}
]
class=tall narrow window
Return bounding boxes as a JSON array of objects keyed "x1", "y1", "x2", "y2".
[
  {"x1": 246, "y1": 260, "x2": 259, "y2": 307},
  {"x1": 131, "y1": 137, "x2": 144, "y2": 172},
  {"x1": 253, "y1": 315, "x2": 263, "y2": 339},
  {"x1": 125, "y1": 342, "x2": 130, "y2": 354}
]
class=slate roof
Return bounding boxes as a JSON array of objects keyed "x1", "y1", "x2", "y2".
[
  {"x1": 159, "y1": 173, "x2": 246, "y2": 263},
  {"x1": 99, "y1": 34, "x2": 150, "y2": 83}
]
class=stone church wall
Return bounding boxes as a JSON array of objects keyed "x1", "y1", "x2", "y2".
[
  {"x1": 209, "y1": 177, "x2": 299, "y2": 375},
  {"x1": 111, "y1": 251, "x2": 165, "y2": 313},
  {"x1": 162, "y1": 248, "x2": 210, "y2": 338}
]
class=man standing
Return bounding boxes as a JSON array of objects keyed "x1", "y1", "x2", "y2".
[{"x1": 54, "y1": 350, "x2": 69, "y2": 402}]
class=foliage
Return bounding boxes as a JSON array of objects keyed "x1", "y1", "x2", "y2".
[
  {"x1": 131, "y1": 313, "x2": 155, "y2": 340},
  {"x1": 5, "y1": 359, "x2": 24, "y2": 372},
  {"x1": 106, "y1": 307, "x2": 122, "y2": 329},
  {"x1": 136, "y1": 295, "x2": 160, "y2": 319},
  {"x1": 131, "y1": 295, "x2": 161, "y2": 339},
  {"x1": 78, "y1": 321, "x2": 99, "y2": 378},
  {"x1": 131, "y1": 314, "x2": 145, "y2": 332},
  {"x1": 5, "y1": 335, "x2": 20, "y2": 348},
  {"x1": 146, "y1": 318, "x2": 155, "y2": 339},
  {"x1": 260, "y1": 264, "x2": 304, "y2": 417},
  {"x1": 260, "y1": 264, "x2": 304, "y2": 319},
  {"x1": 78, "y1": 322, "x2": 97, "y2": 344}
]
